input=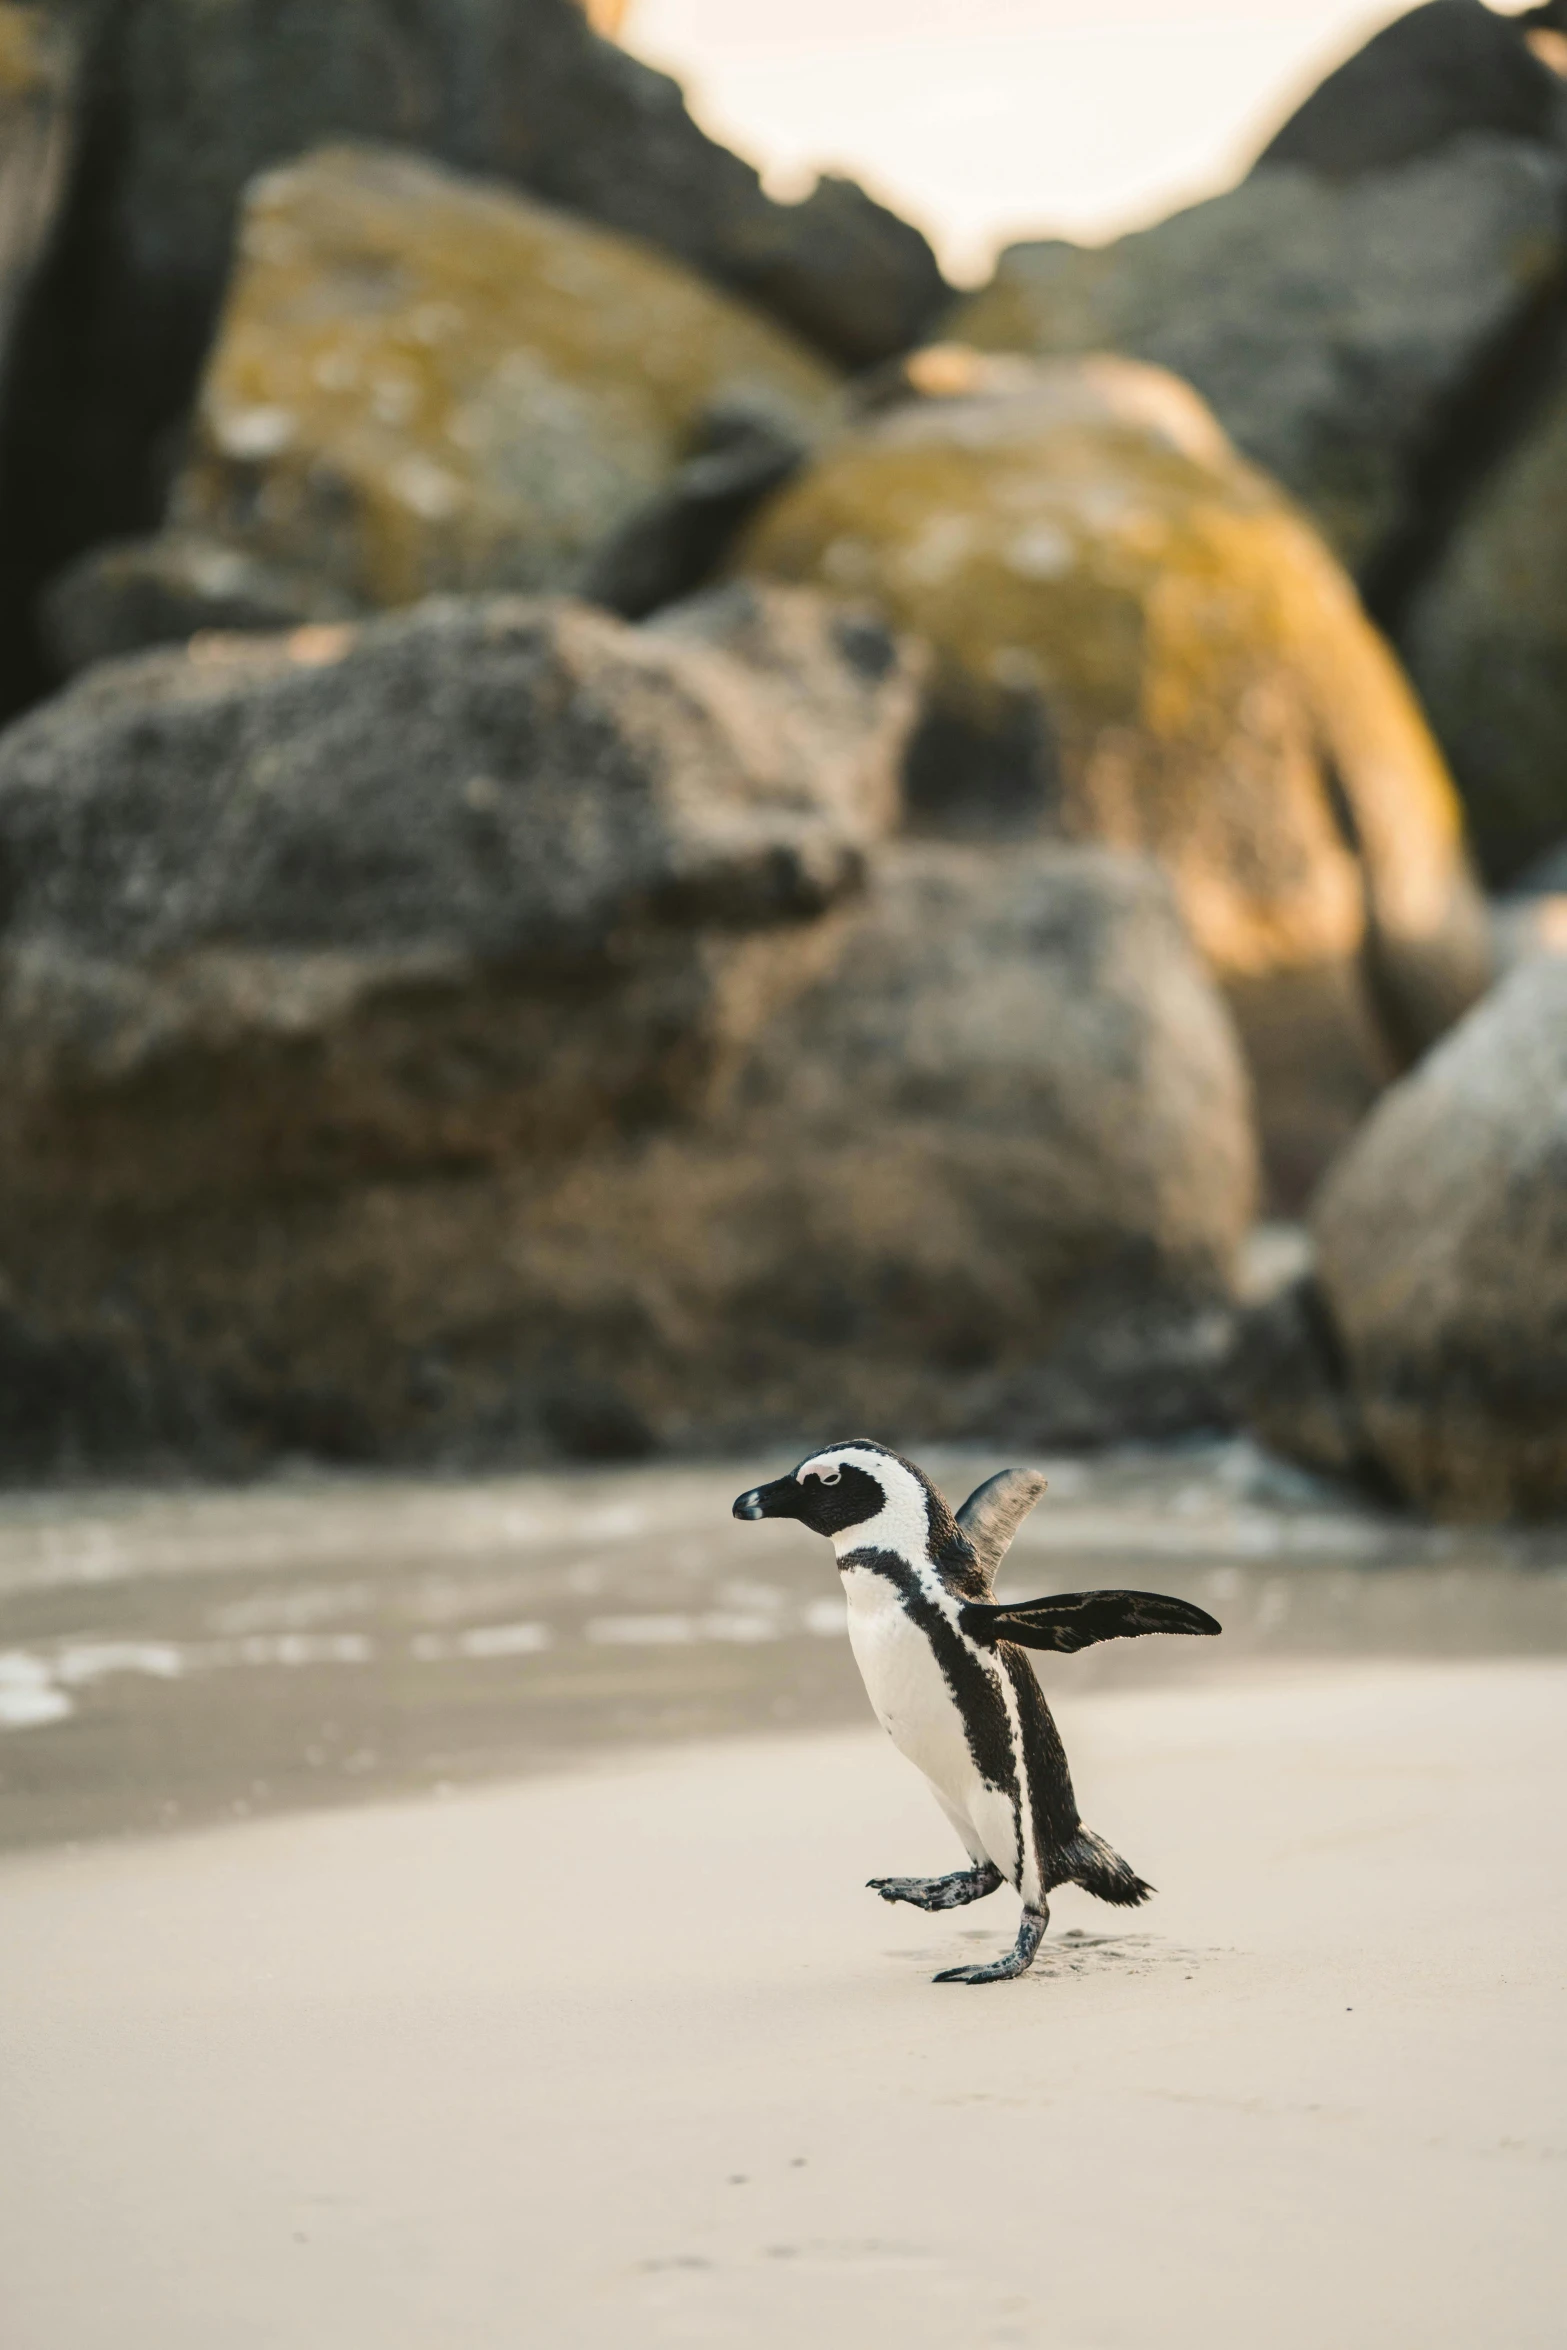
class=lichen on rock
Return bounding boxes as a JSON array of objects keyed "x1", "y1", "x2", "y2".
[
  {"x1": 0, "y1": 0, "x2": 944, "y2": 713},
  {"x1": 170, "y1": 143, "x2": 840, "y2": 614},
  {"x1": 740, "y1": 347, "x2": 1491, "y2": 1204},
  {"x1": 947, "y1": 136, "x2": 1567, "y2": 580}
]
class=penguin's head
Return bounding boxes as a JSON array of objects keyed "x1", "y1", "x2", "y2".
[{"x1": 732, "y1": 1441, "x2": 916, "y2": 1547}]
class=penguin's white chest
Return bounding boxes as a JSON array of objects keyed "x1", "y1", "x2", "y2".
[{"x1": 840, "y1": 1561, "x2": 1007, "y2": 1831}]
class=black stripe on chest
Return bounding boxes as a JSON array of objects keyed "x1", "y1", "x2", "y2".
[
  {"x1": 997, "y1": 1642, "x2": 1080, "y2": 1854},
  {"x1": 848, "y1": 1547, "x2": 1016, "y2": 1795}
]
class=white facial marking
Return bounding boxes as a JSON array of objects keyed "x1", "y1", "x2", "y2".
[{"x1": 796, "y1": 1445, "x2": 932, "y2": 1561}]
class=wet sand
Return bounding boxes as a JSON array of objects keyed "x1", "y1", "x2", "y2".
[
  {"x1": 2, "y1": 1655, "x2": 1564, "y2": 2349},
  {"x1": 3, "y1": 1441, "x2": 1565, "y2": 1849}
]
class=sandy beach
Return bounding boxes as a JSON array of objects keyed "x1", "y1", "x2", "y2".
[
  {"x1": 4, "y1": 0, "x2": 1567, "y2": 2340},
  {"x1": 3, "y1": 1651, "x2": 1563, "y2": 2349}
]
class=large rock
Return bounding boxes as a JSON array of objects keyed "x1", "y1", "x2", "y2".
[
  {"x1": 125, "y1": 144, "x2": 838, "y2": 622},
  {"x1": 1304, "y1": 962, "x2": 1567, "y2": 1519},
  {"x1": 0, "y1": 582, "x2": 923, "y2": 1208},
  {"x1": 740, "y1": 349, "x2": 1491, "y2": 1204},
  {"x1": 948, "y1": 135, "x2": 1567, "y2": 578},
  {"x1": 0, "y1": 840, "x2": 1257, "y2": 1467},
  {"x1": 1401, "y1": 371, "x2": 1567, "y2": 882},
  {"x1": 0, "y1": 0, "x2": 944, "y2": 712},
  {"x1": 676, "y1": 841, "x2": 1258, "y2": 1445},
  {"x1": 1253, "y1": 0, "x2": 1567, "y2": 177},
  {"x1": 1232, "y1": 1263, "x2": 1368, "y2": 1487}
]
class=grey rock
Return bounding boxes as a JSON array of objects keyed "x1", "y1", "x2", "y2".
[
  {"x1": 1402, "y1": 372, "x2": 1567, "y2": 882},
  {"x1": 1310, "y1": 960, "x2": 1567, "y2": 1518},
  {"x1": 41, "y1": 532, "x2": 360, "y2": 675},
  {"x1": 0, "y1": 0, "x2": 944, "y2": 711},
  {"x1": 689, "y1": 841, "x2": 1259, "y2": 1446},
  {"x1": 311, "y1": 846, "x2": 1246, "y2": 1464},
  {"x1": 948, "y1": 135, "x2": 1567, "y2": 576},
  {"x1": 1232, "y1": 1268, "x2": 1367, "y2": 1483},
  {"x1": 1253, "y1": 0, "x2": 1566, "y2": 178},
  {"x1": 1490, "y1": 891, "x2": 1567, "y2": 974},
  {"x1": 0, "y1": 840, "x2": 1256, "y2": 1469},
  {"x1": 0, "y1": 583, "x2": 923, "y2": 1205}
]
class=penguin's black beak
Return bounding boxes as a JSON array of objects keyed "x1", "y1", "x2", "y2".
[{"x1": 732, "y1": 1476, "x2": 802, "y2": 1522}]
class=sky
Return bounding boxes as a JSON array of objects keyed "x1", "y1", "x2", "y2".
[{"x1": 624, "y1": 0, "x2": 1535, "y2": 281}]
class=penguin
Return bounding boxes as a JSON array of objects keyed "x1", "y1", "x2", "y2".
[{"x1": 733, "y1": 1439, "x2": 1220, "y2": 1984}]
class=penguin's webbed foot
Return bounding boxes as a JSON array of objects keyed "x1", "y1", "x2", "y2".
[
  {"x1": 933, "y1": 1903, "x2": 1047, "y2": 1985},
  {"x1": 868, "y1": 1862, "x2": 1003, "y2": 1912}
]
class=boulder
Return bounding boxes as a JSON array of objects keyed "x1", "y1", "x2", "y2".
[
  {"x1": 1401, "y1": 371, "x2": 1567, "y2": 882},
  {"x1": 126, "y1": 145, "x2": 838, "y2": 623},
  {"x1": 947, "y1": 135, "x2": 1567, "y2": 579},
  {"x1": 0, "y1": 841, "x2": 1257, "y2": 1466},
  {"x1": 1232, "y1": 1267, "x2": 1371, "y2": 1486},
  {"x1": 1252, "y1": 0, "x2": 1566, "y2": 177},
  {"x1": 740, "y1": 349, "x2": 1491, "y2": 1204},
  {"x1": 1305, "y1": 961, "x2": 1567, "y2": 1519},
  {"x1": 670, "y1": 841, "x2": 1258, "y2": 1446},
  {"x1": 0, "y1": 0, "x2": 944, "y2": 712},
  {"x1": 0, "y1": 582, "x2": 923, "y2": 1209}
]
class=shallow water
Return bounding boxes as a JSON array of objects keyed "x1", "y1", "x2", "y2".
[{"x1": 0, "y1": 1439, "x2": 1563, "y2": 1851}]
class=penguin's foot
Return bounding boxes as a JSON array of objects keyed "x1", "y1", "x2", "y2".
[
  {"x1": 933, "y1": 1903, "x2": 1048, "y2": 1985},
  {"x1": 867, "y1": 1862, "x2": 1003, "y2": 1912}
]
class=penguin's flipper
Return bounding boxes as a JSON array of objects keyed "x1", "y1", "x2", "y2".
[
  {"x1": 959, "y1": 1588, "x2": 1221, "y2": 1654},
  {"x1": 954, "y1": 1469, "x2": 1049, "y2": 1579}
]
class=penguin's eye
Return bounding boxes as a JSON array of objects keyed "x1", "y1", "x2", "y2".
[{"x1": 820, "y1": 1468, "x2": 841, "y2": 1487}]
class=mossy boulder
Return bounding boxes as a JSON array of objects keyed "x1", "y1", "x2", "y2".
[
  {"x1": 0, "y1": 0, "x2": 942, "y2": 713},
  {"x1": 740, "y1": 349, "x2": 1491, "y2": 1203},
  {"x1": 166, "y1": 143, "x2": 838, "y2": 612}
]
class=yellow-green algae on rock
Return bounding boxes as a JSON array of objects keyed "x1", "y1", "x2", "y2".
[
  {"x1": 173, "y1": 142, "x2": 840, "y2": 609},
  {"x1": 945, "y1": 148, "x2": 1567, "y2": 578},
  {"x1": 740, "y1": 349, "x2": 1490, "y2": 1201}
]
